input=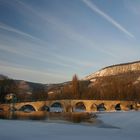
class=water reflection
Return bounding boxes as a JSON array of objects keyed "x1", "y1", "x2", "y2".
[{"x1": 0, "y1": 111, "x2": 96, "y2": 124}]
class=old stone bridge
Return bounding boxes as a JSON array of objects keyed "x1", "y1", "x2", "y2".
[{"x1": 0, "y1": 100, "x2": 138, "y2": 112}]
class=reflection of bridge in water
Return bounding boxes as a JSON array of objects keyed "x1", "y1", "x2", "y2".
[{"x1": 0, "y1": 100, "x2": 138, "y2": 112}]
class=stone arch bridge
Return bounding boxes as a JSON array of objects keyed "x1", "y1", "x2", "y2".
[{"x1": 0, "y1": 100, "x2": 138, "y2": 112}]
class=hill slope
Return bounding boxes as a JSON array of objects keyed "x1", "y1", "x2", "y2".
[{"x1": 84, "y1": 61, "x2": 140, "y2": 81}]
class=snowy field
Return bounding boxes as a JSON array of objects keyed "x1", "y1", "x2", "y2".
[{"x1": 0, "y1": 111, "x2": 140, "y2": 140}]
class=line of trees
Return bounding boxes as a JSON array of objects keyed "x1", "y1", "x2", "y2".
[
  {"x1": 49, "y1": 73, "x2": 140, "y2": 101},
  {"x1": 48, "y1": 74, "x2": 89, "y2": 100}
]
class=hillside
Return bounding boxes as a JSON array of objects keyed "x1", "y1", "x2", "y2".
[
  {"x1": 84, "y1": 61, "x2": 140, "y2": 81},
  {"x1": 0, "y1": 75, "x2": 69, "y2": 102},
  {"x1": 81, "y1": 61, "x2": 140, "y2": 101},
  {"x1": 0, "y1": 75, "x2": 8, "y2": 80}
]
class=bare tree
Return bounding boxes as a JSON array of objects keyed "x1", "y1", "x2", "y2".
[{"x1": 71, "y1": 74, "x2": 80, "y2": 99}]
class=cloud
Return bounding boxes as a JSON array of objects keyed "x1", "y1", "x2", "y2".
[
  {"x1": 0, "y1": 60, "x2": 69, "y2": 83},
  {"x1": 82, "y1": 0, "x2": 135, "y2": 39},
  {"x1": 0, "y1": 40, "x2": 76, "y2": 69},
  {"x1": 0, "y1": 21, "x2": 101, "y2": 70},
  {"x1": 13, "y1": 0, "x2": 119, "y2": 58},
  {"x1": 0, "y1": 22, "x2": 38, "y2": 40},
  {"x1": 0, "y1": 38, "x2": 93, "y2": 70},
  {"x1": 0, "y1": 23, "x2": 86, "y2": 69}
]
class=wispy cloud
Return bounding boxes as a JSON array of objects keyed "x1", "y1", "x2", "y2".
[
  {"x1": 0, "y1": 24, "x2": 94, "y2": 71},
  {"x1": 1, "y1": 0, "x2": 137, "y2": 83},
  {"x1": 0, "y1": 60, "x2": 69, "y2": 83},
  {"x1": 0, "y1": 22, "x2": 52, "y2": 49},
  {"x1": 82, "y1": 0, "x2": 135, "y2": 39},
  {"x1": 0, "y1": 22, "x2": 37, "y2": 40},
  {"x1": 0, "y1": 2, "x2": 110, "y2": 69},
  {"x1": 0, "y1": 34, "x2": 77, "y2": 69},
  {"x1": 14, "y1": 0, "x2": 119, "y2": 58}
]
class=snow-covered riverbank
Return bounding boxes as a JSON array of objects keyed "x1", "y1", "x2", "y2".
[{"x1": 0, "y1": 111, "x2": 140, "y2": 140}]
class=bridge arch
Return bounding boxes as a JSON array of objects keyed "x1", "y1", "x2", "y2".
[
  {"x1": 115, "y1": 103, "x2": 121, "y2": 111},
  {"x1": 50, "y1": 102, "x2": 64, "y2": 112},
  {"x1": 73, "y1": 102, "x2": 86, "y2": 112},
  {"x1": 18, "y1": 104, "x2": 36, "y2": 112},
  {"x1": 97, "y1": 103, "x2": 106, "y2": 111}
]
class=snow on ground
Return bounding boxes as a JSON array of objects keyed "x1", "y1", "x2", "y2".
[{"x1": 0, "y1": 111, "x2": 140, "y2": 140}]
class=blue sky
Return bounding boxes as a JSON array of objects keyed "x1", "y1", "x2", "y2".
[{"x1": 0, "y1": 0, "x2": 140, "y2": 83}]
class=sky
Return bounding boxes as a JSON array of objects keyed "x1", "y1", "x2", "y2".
[{"x1": 0, "y1": 0, "x2": 140, "y2": 83}]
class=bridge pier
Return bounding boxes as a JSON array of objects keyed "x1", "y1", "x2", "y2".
[{"x1": 65, "y1": 105, "x2": 73, "y2": 112}]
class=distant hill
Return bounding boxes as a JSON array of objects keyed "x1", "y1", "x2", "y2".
[
  {"x1": 0, "y1": 74, "x2": 8, "y2": 80},
  {"x1": 84, "y1": 60, "x2": 140, "y2": 81},
  {"x1": 81, "y1": 60, "x2": 140, "y2": 101},
  {"x1": 0, "y1": 74, "x2": 69, "y2": 95},
  {"x1": 0, "y1": 74, "x2": 69, "y2": 102}
]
